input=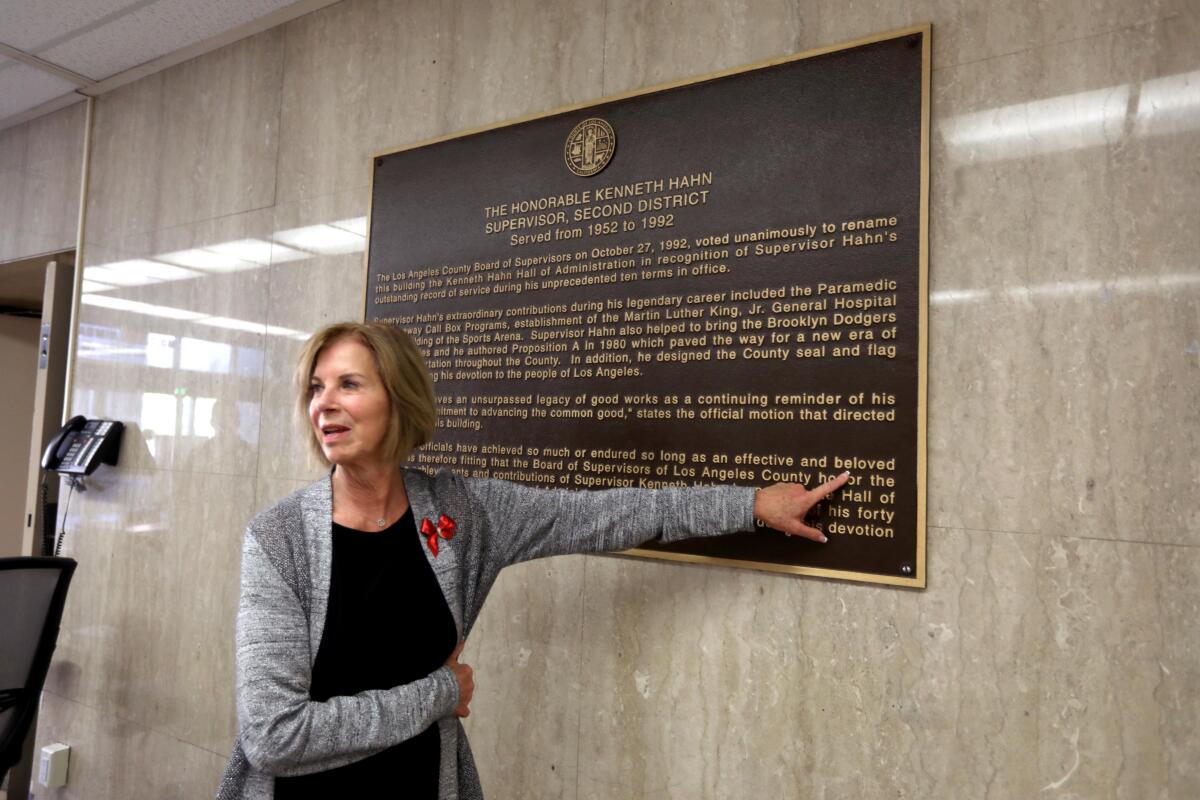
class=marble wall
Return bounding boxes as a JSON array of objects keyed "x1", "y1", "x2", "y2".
[
  {"x1": 0, "y1": 101, "x2": 86, "y2": 264},
  {"x1": 30, "y1": 0, "x2": 1199, "y2": 797}
]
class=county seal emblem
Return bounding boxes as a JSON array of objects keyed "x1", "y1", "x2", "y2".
[{"x1": 564, "y1": 118, "x2": 616, "y2": 177}]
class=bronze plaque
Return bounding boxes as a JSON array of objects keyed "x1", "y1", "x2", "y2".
[{"x1": 366, "y1": 26, "x2": 929, "y2": 587}]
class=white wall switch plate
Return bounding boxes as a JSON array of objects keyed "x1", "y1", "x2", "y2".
[{"x1": 38, "y1": 743, "x2": 70, "y2": 788}]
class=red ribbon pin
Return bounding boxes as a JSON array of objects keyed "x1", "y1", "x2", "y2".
[{"x1": 420, "y1": 514, "x2": 456, "y2": 557}]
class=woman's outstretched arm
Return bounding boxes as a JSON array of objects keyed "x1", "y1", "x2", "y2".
[{"x1": 463, "y1": 470, "x2": 850, "y2": 568}]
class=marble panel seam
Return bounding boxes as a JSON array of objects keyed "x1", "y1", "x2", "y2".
[
  {"x1": 931, "y1": 11, "x2": 1187, "y2": 72},
  {"x1": 40, "y1": 688, "x2": 230, "y2": 759},
  {"x1": 929, "y1": 524, "x2": 1041, "y2": 537},
  {"x1": 250, "y1": 361, "x2": 270, "y2": 487},
  {"x1": 266, "y1": 182, "x2": 374, "y2": 212},
  {"x1": 268, "y1": 24, "x2": 289, "y2": 214},
  {"x1": 91, "y1": 463, "x2": 262, "y2": 480},
  {"x1": 931, "y1": 525, "x2": 1199, "y2": 549},
  {"x1": 571, "y1": 554, "x2": 590, "y2": 800},
  {"x1": 0, "y1": 243, "x2": 76, "y2": 264},
  {"x1": 85, "y1": 201, "x2": 280, "y2": 253},
  {"x1": 251, "y1": 122, "x2": 279, "y2": 490},
  {"x1": 599, "y1": 0, "x2": 610, "y2": 99}
]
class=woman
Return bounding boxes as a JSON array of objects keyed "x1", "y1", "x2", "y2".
[{"x1": 216, "y1": 321, "x2": 847, "y2": 799}]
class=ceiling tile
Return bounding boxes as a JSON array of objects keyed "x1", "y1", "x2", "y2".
[
  {"x1": 0, "y1": 0, "x2": 146, "y2": 53},
  {"x1": 38, "y1": 0, "x2": 299, "y2": 80},
  {"x1": 0, "y1": 62, "x2": 79, "y2": 121}
]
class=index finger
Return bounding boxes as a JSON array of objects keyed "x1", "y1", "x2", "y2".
[
  {"x1": 809, "y1": 470, "x2": 851, "y2": 502},
  {"x1": 449, "y1": 640, "x2": 465, "y2": 661}
]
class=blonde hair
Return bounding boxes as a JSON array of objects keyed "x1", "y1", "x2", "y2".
[{"x1": 295, "y1": 322, "x2": 437, "y2": 466}]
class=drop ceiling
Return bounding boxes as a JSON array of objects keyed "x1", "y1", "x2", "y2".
[{"x1": 0, "y1": 0, "x2": 343, "y2": 131}]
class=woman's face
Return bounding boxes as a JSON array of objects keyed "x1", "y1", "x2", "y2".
[{"x1": 308, "y1": 337, "x2": 391, "y2": 468}]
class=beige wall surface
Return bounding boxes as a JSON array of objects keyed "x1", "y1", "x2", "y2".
[
  {"x1": 0, "y1": 102, "x2": 86, "y2": 264},
  {"x1": 30, "y1": 0, "x2": 1200, "y2": 797},
  {"x1": 0, "y1": 315, "x2": 40, "y2": 556}
]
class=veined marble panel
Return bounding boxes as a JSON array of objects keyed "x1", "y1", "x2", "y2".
[
  {"x1": 925, "y1": 293, "x2": 1058, "y2": 537},
  {"x1": 463, "y1": 555, "x2": 587, "y2": 799},
  {"x1": 0, "y1": 118, "x2": 28, "y2": 174},
  {"x1": 1154, "y1": 537, "x2": 1200, "y2": 794},
  {"x1": 254, "y1": 474, "x2": 312, "y2": 518},
  {"x1": 256, "y1": 189, "x2": 369, "y2": 481},
  {"x1": 0, "y1": 165, "x2": 31, "y2": 262},
  {"x1": 43, "y1": 468, "x2": 252, "y2": 757},
  {"x1": 927, "y1": 14, "x2": 1200, "y2": 544},
  {"x1": 600, "y1": 0, "x2": 804, "y2": 95},
  {"x1": 1038, "y1": 291, "x2": 1198, "y2": 545},
  {"x1": 0, "y1": 100, "x2": 86, "y2": 173},
  {"x1": 191, "y1": 477, "x2": 312, "y2": 763},
  {"x1": 2, "y1": 153, "x2": 81, "y2": 260},
  {"x1": 9, "y1": 100, "x2": 87, "y2": 171},
  {"x1": 931, "y1": 14, "x2": 1200, "y2": 287},
  {"x1": 571, "y1": 527, "x2": 1199, "y2": 798},
  {"x1": 1036, "y1": 533, "x2": 1199, "y2": 797},
  {"x1": 601, "y1": 0, "x2": 1186, "y2": 88},
  {"x1": 0, "y1": 102, "x2": 86, "y2": 262},
  {"x1": 274, "y1": 0, "x2": 604, "y2": 204},
  {"x1": 84, "y1": 29, "x2": 283, "y2": 244},
  {"x1": 575, "y1": 550, "x2": 927, "y2": 799},
  {"x1": 254, "y1": 345, "x2": 325, "y2": 483},
  {"x1": 74, "y1": 208, "x2": 275, "y2": 477},
  {"x1": 33, "y1": 691, "x2": 228, "y2": 800},
  {"x1": 802, "y1": 0, "x2": 1185, "y2": 71}
]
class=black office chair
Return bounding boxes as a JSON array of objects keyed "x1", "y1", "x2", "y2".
[{"x1": 0, "y1": 557, "x2": 77, "y2": 785}]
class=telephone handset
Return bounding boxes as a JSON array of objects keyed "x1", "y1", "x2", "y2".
[{"x1": 41, "y1": 415, "x2": 124, "y2": 475}]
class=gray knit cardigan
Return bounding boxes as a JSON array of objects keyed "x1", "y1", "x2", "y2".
[{"x1": 215, "y1": 467, "x2": 755, "y2": 799}]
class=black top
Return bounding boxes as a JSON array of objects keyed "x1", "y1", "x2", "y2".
[{"x1": 274, "y1": 508, "x2": 457, "y2": 798}]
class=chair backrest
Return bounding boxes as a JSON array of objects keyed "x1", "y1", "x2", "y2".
[{"x1": 0, "y1": 557, "x2": 77, "y2": 780}]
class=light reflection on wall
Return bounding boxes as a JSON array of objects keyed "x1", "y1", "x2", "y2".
[
  {"x1": 931, "y1": 272, "x2": 1200, "y2": 306},
  {"x1": 1134, "y1": 70, "x2": 1200, "y2": 138},
  {"x1": 146, "y1": 333, "x2": 175, "y2": 368},
  {"x1": 942, "y1": 69, "x2": 1200, "y2": 162},
  {"x1": 81, "y1": 293, "x2": 206, "y2": 321},
  {"x1": 236, "y1": 400, "x2": 260, "y2": 445},
  {"x1": 180, "y1": 337, "x2": 232, "y2": 374},
  {"x1": 272, "y1": 218, "x2": 366, "y2": 255},
  {"x1": 82, "y1": 329, "x2": 250, "y2": 375},
  {"x1": 77, "y1": 295, "x2": 310, "y2": 353},
  {"x1": 943, "y1": 85, "x2": 1131, "y2": 161},
  {"x1": 236, "y1": 345, "x2": 263, "y2": 378},
  {"x1": 137, "y1": 393, "x2": 238, "y2": 459},
  {"x1": 181, "y1": 396, "x2": 217, "y2": 438},
  {"x1": 75, "y1": 216, "x2": 367, "y2": 345},
  {"x1": 84, "y1": 259, "x2": 202, "y2": 287},
  {"x1": 82, "y1": 216, "x2": 367, "y2": 294},
  {"x1": 140, "y1": 392, "x2": 177, "y2": 459},
  {"x1": 78, "y1": 323, "x2": 148, "y2": 363}
]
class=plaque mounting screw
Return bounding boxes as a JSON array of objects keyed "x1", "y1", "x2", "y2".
[{"x1": 901, "y1": 564, "x2": 913, "y2": 575}]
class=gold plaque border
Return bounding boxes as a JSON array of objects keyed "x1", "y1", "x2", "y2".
[{"x1": 364, "y1": 24, "x2": 932, "y2": 589}]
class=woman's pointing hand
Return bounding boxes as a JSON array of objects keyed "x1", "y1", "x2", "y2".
[{"x1": 752, "y1": 471, "x2": 851, "y2": 543}]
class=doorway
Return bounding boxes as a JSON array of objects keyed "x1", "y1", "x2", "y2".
[{"x1": 0, "y1": 250, "x2": 74, "y2": 558}]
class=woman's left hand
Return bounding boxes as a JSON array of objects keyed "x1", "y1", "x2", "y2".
[{"x1": 752, "y1": 471, "x2": 851, "y2": 543}]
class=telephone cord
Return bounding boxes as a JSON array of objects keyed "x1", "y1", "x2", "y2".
[
  {"x1": 40, "y1": 477, "x2": 52, "y2": 556},
  {"x1": 54, "y1": 480, "x2": 76, "y2": 557}
]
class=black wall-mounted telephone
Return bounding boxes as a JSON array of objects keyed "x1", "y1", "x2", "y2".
[{"x1": 41, "y1": 416, "x2": 124, "y2": 476}]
